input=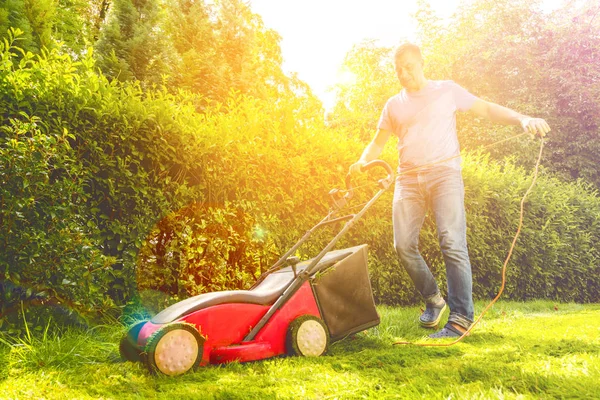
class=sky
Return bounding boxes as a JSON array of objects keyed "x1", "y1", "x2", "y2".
[{"x1": 249, "y1": 0, "x2": 566, "y2": 111}]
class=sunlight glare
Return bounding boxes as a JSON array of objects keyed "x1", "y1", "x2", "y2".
[
  {"x1": 250, "y1": 0, "x2": 567, "y2": 111},
  {"x1": 336, "y1": 69, "x2": 357, "y2": 87}
]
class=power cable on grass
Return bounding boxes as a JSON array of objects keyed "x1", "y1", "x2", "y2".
[{"x1": 394, "y1": 137, "x2": 545, "y2": 347}]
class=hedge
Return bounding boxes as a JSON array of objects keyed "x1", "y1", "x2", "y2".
[{"x1": 1, "y1": 38, "x2": 599, "y2": 331}]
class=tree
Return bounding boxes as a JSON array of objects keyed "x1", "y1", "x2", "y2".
[
  {"x1": 53, "y1": 0, "x2": 98, "y2": 54},
  {"x1": 0, "y1": 0, "x2": 108, "y2": 57},
  {"x1": 88, "y1": 0, "x2": 111, "y2": 41},
  {"x1": 0, "y1": 0, "x2": 57, "y2": 53},
  {"x1": 328, "y1": 40, "x2": 399, "y2": 140},
  {"x1": 165, "y1": 0, "x2": 224, "y2": 100},
  {"x1": 535, "y1": 2, "x2": 600, "y2": 184},
  {"x1": 331, "y1": 0, "x2": 600, "y2": 186},
  {"x1": 164, "y1": 0, "x2": 322, "y2": 119},
  {"x1": 95, "y1": 0, "x2": 171, "y2": 84},
  {"x1": 425, "y1": 0, "x2": 600, "y2": 184}
]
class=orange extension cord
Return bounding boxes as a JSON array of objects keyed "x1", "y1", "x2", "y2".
[{"x1": 393, "y1": 135, "x2": 545, "y2": 347}]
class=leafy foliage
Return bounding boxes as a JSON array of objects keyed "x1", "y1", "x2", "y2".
[
  {"x1": 0, "y1": 0, "x2": 105, "y2": 56},
  {"x1": 0, "y1": 0, "x2": 56, "y2": 53},
  {"x1": 328, "y1": 40, "x2": 399, "y2": 141},
  {"x1": 424, "y1": 0, "x2": 600, "y2": 184},
  {"x1": 0, "y1": 0, "x2": 599, "y2": 334},
  {"x1": 53, "y1": 0, "x2": 97, "y2": 53},
  {"x1": 0, "y1": 112, "x2": 112, "y2": 329},
  {"x1": 94, "y1": 0, "x2": 171, "y2": 84},
  {"x1": 135, "y1": 200, "x2": 278, "y2": 313},
  {"x1": 0, "y1": 33, "x2": 198, "y2": 326},
  {"x1": 330, "y1": 0, "x2": 600, "y2": 187},
  {"x1": 0, "y1": 28, "x2": 334, "y2": 326},
  {"x1": 164, "y1": 0, "x2": 321, "y2": 108}
]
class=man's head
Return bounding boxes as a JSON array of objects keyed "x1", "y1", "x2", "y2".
[{"x1": 394, "y1": 43, "x2": 427, "y2": 92}]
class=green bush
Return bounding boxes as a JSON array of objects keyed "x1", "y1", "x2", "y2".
[
  {"x1": 0, "y1": 35, "x2": 206, "y2": 325},
  {"x1": 361, "y1": 153, "x2": 600, "y2": 305},
  {"x1": 462, "y1": 154, "x2": 600, "y2": 303},
  {"x1": 135, "y1": 200, "x2": 278, "y2": 313},
  {"x1": 1, "y1": 34, "x2": 599, "y2": 333},
  {"x1": 0, "y1": 115, "x2": 112, "y2": 330}
]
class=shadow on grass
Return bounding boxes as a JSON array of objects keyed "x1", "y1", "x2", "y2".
[{"x1": 109, "y1": 326, "x2": 599, "y2": 370}]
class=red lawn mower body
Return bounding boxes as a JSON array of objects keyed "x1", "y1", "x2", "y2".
[
  {"x1": 120, "y1": 161, "x2": 393, "y2": 375},
  {"x1": 137, "y1": 281, "x2": 320, "y2": 365}
]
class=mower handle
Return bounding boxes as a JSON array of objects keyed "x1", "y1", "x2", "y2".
[
  {"x1": 345, "y1": 160, "x2": 394, "y2": 196},
  {"x1": 247, "y1": 159, "x2": 394, "y2": 341}
]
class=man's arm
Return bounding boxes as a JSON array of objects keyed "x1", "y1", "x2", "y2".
[
  {"x1": 469, "y1": 98, "x2": 551, "y2": 137},
  {"x1": 348, "y1": 128, "x2": 392, "y2": 174}
]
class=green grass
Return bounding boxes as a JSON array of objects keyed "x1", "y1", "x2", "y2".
[{"x1": 1, "y1": 301, "x2": 599, "y2": 399}]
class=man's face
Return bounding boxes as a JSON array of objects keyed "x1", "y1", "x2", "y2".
[{"x1": 395, "y1": 51, "x2": 424, "y2": 90}]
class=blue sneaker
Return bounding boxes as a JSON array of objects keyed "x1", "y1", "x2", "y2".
[{"x1": 419, "y1": 300, "x2": 447, "y2": 328}]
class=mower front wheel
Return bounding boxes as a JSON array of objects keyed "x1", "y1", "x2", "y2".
[
  {"x1": 286, "y1": 315, "x2": 329, "y2": 357},
  {"x1": 144, "y1": 322, "x2": 205, "y2": 376}
]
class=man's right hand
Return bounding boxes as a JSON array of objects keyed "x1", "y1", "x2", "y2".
[
  {"x1": 520, "y1": 117, "x2": 551, "y2": 138},
  {"x1": 348, "y1": 160, "x2": 367, "y2": 175}
]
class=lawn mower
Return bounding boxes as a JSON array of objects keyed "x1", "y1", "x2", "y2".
[{"x1": 119, "y1": 160, "x2": 394, "y2": 375}]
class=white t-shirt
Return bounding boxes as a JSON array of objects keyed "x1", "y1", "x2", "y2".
[{"x1": 377, "y1": 80, "x2": 477, "y2": 173}]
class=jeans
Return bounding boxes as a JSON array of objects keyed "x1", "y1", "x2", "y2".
[{"x1": 392, "y1": 166, "x2": 474, "y2": 328}]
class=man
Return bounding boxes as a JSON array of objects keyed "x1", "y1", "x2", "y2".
[{"x1": 349, "y1": 43, "x2": 550, "y2": 338}]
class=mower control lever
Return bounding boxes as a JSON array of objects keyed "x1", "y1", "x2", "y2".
[
  {"x1": 286, "y1": 256, "x2": 300, "y2": 277},
  {"x1": 329, "y1": 188, "x2": 347, "y2": 209}
]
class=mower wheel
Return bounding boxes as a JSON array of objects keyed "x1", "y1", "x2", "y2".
[
  {"x1": 144, "y1": 322, "x2": 205, "y2": 376},
  {"x1": 119, "y1": 320, "x2": 148, "y2": 362},
  {"x1": 286, "y1": 315, "x2": 329, "y2": 357}
]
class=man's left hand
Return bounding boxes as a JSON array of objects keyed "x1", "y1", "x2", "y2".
[{"x1": 520, "y1": 117, "x2": 551, "y2": 138}]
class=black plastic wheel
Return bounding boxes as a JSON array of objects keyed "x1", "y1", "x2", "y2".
[
  {"x1": 144, "y1": 322, "x2": 205, "y2": 376},
  {"x1": 119, "y1": 320, "x2": 148, "y2": 362},
  {"x1": 286, "y1": 315, "x2": 330, "y2": 357}
]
